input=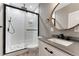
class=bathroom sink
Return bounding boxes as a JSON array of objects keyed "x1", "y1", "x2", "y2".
[{"x1": 48, "y1": 38, "x2": 73, "y2": 46}]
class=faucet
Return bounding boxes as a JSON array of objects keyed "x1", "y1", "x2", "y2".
[
  {"x1": 57, "y1": 34, "x2": 65, "y2": 39},
  {"x1": 57, "y1": 34, "x2": 71, "y2": 40}
]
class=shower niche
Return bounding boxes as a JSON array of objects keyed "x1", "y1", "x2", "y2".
[{"x1": 3, "y1": 4, "x2": 39, "y2": 54}]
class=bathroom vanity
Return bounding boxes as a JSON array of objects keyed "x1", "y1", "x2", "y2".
[
  {"x1": 39, "y1": 39, "x2": 70, "y2": 56},
  {"x1": 39, "y1": 37, "x2": 79, "y2": 56}
]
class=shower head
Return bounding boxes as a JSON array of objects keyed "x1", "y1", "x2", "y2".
[{"x1": 21, "y1": 4, "x2": 27, "y2": 10}]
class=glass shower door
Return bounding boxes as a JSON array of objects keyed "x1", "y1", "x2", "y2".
[
  {"x1": 24, "y1": 12, "x2": 38, "y2": 48},
  {"x1": 6, "y1": 7, "x2": 25, "y2": 53},
  {"x1": 5, "y1": 5, "x2": 39, "y2": 54}
]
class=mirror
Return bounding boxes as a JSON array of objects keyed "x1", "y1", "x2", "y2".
[{"x1": 54, "y1": 3, "x2": 79, "y2": 32}]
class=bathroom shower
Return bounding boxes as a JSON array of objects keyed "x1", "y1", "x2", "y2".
[
  {"x1": 3, "y1": 4, "x2": 39, "y2": 54},
  {"x1": 7, "y1": 3, "x2": 27, "y2": 34}
]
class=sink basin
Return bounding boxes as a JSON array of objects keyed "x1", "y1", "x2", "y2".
[{"x1": 48, "y1": 38, "x2": 73, "y2": 46}]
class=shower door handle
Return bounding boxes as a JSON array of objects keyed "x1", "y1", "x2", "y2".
[{"x1": 26, "y1": 29, "x2": 38, "y2": 31}]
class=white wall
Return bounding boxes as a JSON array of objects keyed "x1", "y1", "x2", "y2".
[
  {"x1": 39, "y1": 3, "x2": 55, "y2": 37},
  {"x1": 0, "y1": 3, "x2": 3, "y2": 55}
]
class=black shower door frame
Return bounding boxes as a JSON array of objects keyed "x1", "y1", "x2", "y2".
[{"x1": 3, "y1": 4, "x2": 39, "y2": 55}]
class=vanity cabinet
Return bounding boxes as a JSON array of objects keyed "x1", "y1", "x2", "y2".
[{"x1": 39, "y1": 40, "x2": 71, "y2": 56}]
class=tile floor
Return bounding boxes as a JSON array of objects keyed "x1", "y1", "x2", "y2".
[{"x1": 5, "y1": 47, "x2": 39, "y2": 56}]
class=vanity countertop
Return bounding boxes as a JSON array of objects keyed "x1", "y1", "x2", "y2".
[{"x1": 39, "y1": 36, "x2": 79, "y2": 56}]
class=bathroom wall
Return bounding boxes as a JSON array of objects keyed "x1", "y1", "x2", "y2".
[
  {"x1": 0, "y1": 3, "x2": 3, "y2": 55},
  {"x1": 39, "y1": 3, "x2": 56, "y2": 37}
]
